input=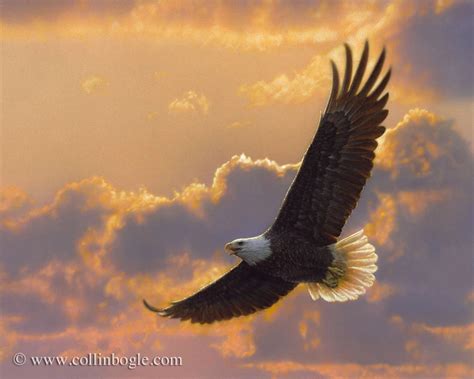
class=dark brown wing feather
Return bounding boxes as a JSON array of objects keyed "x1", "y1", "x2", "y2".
[
  {"x1": 143, "y1": 262, "x2": 296, "y2": 324},
  {"x1": 270, "y1": 41, "x2": 391, "y2": 245}
]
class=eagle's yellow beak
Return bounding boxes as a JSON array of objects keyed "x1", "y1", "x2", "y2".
[{"x1": 225, "y1": 242, "x2": 237, "y2": 255}]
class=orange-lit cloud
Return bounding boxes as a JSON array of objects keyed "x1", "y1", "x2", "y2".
[
  {"x1": 245, "y1": 361, "x2": 474, "y2": 378},
  {"x1": 1, "y1": 1, "x2": 473, "y2": 376},
  {"x1": 376, "y1": 108, "x2": 443, "y2": 176},
  {"x1": 0, "y1": 0, "x2": 458, "y2": 50},
  {"x1": 364, "y1": 193, "x2": 398, "y2": 251},
  {"x1": 435, "y1": 0, "x2": 459, "y2": 14},
  {"x1": 298, "y1": 310, "x2": 321, "y2": 351},
  {"x1": 239, "y1": 56, "x2": 329, "y2": 106},
  {"x1": 414, "y1": 323, "x2": 474, "y2": 351},
  {"x1": 0, "y1": 186, "x2": 33, "y2": 223},
  {"x1": 0, "y1": 1, "x2": 365, "y2": 49},
  {"x1": 168, "y1": 90, "x2": 210, "y2": 116},
  {"x1": 1, "y1": 44, "x2": 473, "y2": 376},
  {"x1": 234, "y1": 0, "x2": 457, "y2": 106},
  {"x1": 366, "y1": 281, "x2": 397, "y2": 303},
  {"x1": 397, "y1": 189, "x2": 450, "y2": 218},
  {"x1": 81, "y1": 75, "x2": 107, "y2": 94},
  {"x1": 227, "y1": 121, "x2": 251, "y2": 129},
  {"x1": 0, "y1": 152, "x2": 301, "y2": 369}
]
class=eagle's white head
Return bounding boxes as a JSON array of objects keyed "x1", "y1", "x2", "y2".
[{"x1": 224, "y1": 235, "x2": 272, "y2": 265}]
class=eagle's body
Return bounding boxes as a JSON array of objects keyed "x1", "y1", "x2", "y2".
[
  {"x1": 246, "y1": 233, "x2": 333, "y2": 283},
  {"x1": 144, "y1": 41, "x2": 391, "y2": 323}
]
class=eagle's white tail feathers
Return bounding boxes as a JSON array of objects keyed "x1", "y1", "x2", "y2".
[{"x1": 307, "y1": 229, "x2": 377, "y2": 302}]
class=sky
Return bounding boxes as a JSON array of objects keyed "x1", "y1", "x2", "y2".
[{"x1": 0, "y1": 0, "x2": 473, "y2": 378}]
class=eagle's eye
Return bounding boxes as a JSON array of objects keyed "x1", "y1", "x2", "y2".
[{"x1": 238, "y1": 241, "x2": 244, "y2": 246}]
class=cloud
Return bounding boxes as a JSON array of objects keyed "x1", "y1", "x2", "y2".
[
  {"x1": 1, "y1": 1, "x2": 472, "y2": 376},
  {"x1": 239, "y1": 56, "x2": 329, "y2": 106},
  {"x1": 146, "y1": 111, "x2": 159, "y2": 121},
  {"x1": 0, "y1": 0, "x2": 136, "y2": 23},
  {"x1": 81, "y1": 75, "x2": 107, "y2": 94},
  {"x1": 243, "y1": 108, "x2": 473, "y2": 371},
  {"x1": 227, "y1": 121, "x2": 251, "y2": 129},
  {"x1": 365, "y1": 281, "x2": 397, "y2": 303},
  {"x1": 0, "y1": 0, "x2": 76, "y2": 23},
  {"x1": 0, "y1": 109, "x2": 473, "y2": 377},
  {"x1": 1, "y1": 0, "x2": 460, "y2": 52},
  {"x1": 109, "y1": 154, "x2": 297, "y2": 274},
  {"x1": 413, "y1": 323, "x2": 474, "y2": 351},
  {"x1": 0, "y1": 155, "x2": 297, "y2": 374},
  {"x1": 168, "y1": 91, "x2": 210, "y2": 116},
  {"x1": 395, "y1": 0, "x2": 474, "y2": 98},
  {"x1": 0, "y1": 186, "x2": 33, "y2": 223},
  {"x1": 298, "y1": 310, "x2": 321, "y2": 351},
  {"x1": 435, "y1": 0, "x2": 462, "y2": 14},
  {"x1": 245, "y1": 361, "x2": 474, "y2": 378},
  {"x1": 235, "y1": 1, "x2": 473, "y2": 106}
]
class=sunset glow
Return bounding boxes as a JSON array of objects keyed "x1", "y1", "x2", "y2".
[{"x1": 1, "y1": 1, "x2": 473, "y2": 378}]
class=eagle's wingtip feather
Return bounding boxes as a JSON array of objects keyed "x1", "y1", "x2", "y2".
[{"x1": 143, "y1": 298, "x2": 167, "y2": 315}]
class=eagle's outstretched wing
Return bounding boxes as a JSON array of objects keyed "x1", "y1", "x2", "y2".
[
  {"x1": 144, "y1": 262, "x2": 296, "y2": 324},
  {"x1": 270, "y1": 41, "x2": 390, "y2": 246}
]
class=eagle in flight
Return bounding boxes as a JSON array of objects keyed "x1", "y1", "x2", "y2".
[{"x1": 144, "y1": 41, "x2": 390, "y2": 324}]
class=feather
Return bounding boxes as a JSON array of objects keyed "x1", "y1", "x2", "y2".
[
  {"x1": 270, "y1": 42, "x2": 390, "y2": 242},
  {"x1": 144, "y1": 262, "x2": 296, "y2": 324},
  {"x1": 146, "y1": 42, "x2": 390, "y2": 324},
  {"x1": 348, "y1": 41, "x2": 369, "y2": 97},
  {"x1": 326, "y1": 60, "x2": 340, "y2": 113},
  {"x1": 341, "y1": 43, "x2": 353, "y2": 96}
]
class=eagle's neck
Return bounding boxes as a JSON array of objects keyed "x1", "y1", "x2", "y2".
[{"x1": 239, "y1": 235, "x2": 272, "y2": 266}]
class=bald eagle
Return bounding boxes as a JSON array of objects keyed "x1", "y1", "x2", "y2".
[{"x1": 144, "y1": 41, "x2": 390, "y2": 324}]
